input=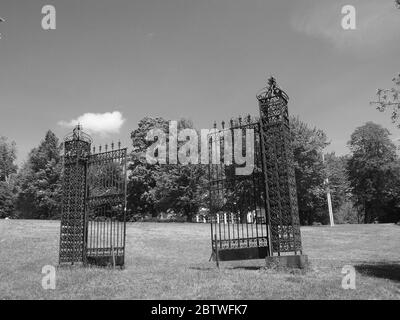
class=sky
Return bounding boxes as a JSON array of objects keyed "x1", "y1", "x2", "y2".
[{"x1": 0, "y1": 0, "x2": 399, "y2": 164}]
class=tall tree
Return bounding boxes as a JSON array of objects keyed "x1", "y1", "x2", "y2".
[
  {"x1": 127, "y1": 117, "x2": 206, "y2": 220},
  {"x1": 324, "y1": 153, "x2": 350, "y2": 212},
  {"x1": 347, "y1": 122, "x2": 399, "y2": 223},
  {"x1": 16, "y1": 130, "x2": 62, "y2": 219},
  {"x1": 324, "y1": 153, "x2": 358, "y2": 224},
  {"x1": 0, "y1": 136, "x2": 18, "y2": 218},
  {"x1": 0, "y1": 181, "x2": 16, "y2": 218},
  {"x1": 290, "y1": 116, "x2": 330, "y2": 225},
  {"x1": 0, "y1": 136, "x2": 17, "y2": 183},
  {"x1": 127, "y1": 117, "x2": 169, "y2": 217}
]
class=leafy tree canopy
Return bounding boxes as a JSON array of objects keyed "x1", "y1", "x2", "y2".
[
  {"x1": 0, "y1": 136, "x2": 18, "y2": 218},
  {"x1": 290, "y1": 116, "x2": 330, "y2": 225},
  {"x1": 347, "y1": 122, "x2": 399, "y2": 223},
  {"x1": 127, "y1": 117, "x2": 206, "y2": 220},
  {"x1": 16, "y1": 130, "x2": 62, "y2": 219},
  {"x1": 0, "y1": 136, "x2": 17, "y2": 183}
]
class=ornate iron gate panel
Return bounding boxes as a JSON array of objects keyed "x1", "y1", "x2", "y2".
[
  {"x1": 85, "y1": 146, "x2": 127, "y2": 267},
  {"x1": 209, "y1": 77, "x2": 303, "y2": 264},
  {"x1": 59, "y1": 125, "x2": 127, "y2": 267},
  {"x1": 208, "y1": 121, "x2": 271, "y2": 262}
]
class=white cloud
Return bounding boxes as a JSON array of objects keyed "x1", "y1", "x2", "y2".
[
  {"x1": 291, "y1": 0, "x2": 400, "y2": 53},
  {"x1": 58, "y1": 111, "x2": 125, "y2": 135}
]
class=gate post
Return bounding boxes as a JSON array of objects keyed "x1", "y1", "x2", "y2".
[
  {"x1": 257, "y1": 77, "x2": 308, "y2": 269},
  {"x1": 59, "y1": 125, "x2": 91, "y2": 265}
]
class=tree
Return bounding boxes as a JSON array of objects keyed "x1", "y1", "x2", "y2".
[
  {"x1": 127, "y1": 117, "x2": 206, "y2": 220},
  {"x1": 0, "y1": 136, "x2": 18, "y2": 218},
  {"x1": 324, "y1": 153, "x2": 350, "y2": 211},
  {"x1": 371, "y1": 74, "x2": 400, "y2": 127},
  {"x1": 0, "y1": 181, "x2": 16, "y2": 218},
  {"x1": 290, "y1": 116, "x2": 330, "y2": 225},
  {"x1": 127, "y1": 117, "x2": 168, "y2": 218},
  {"x1": 347, "y1": 122, "x2": 400, "y2": 223},
  {"x1": 128, "y1": 115, "x2": 346, "y2": 225},
  {"x1": 0, "y1": 136, "x2": 17, "y2": 183},
  {"x1": 15, "y1": 130, "x2": 62, "y2": 219},
  {"x1": 324, "y1": 153, "x2": 358, "y2": 224}
]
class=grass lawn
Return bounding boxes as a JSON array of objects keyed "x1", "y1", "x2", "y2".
[{"x1": 0, "y1": 220, "x2": 399, "y2": 299}]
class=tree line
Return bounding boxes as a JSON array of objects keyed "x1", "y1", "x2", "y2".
[{"x1": 1, "y1": 115, "x2": 399, "y2": 224}]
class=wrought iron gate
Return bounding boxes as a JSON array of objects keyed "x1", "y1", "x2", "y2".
[
  {"x1": 59, "y1": 125, "x2": 127, "y2": 267},
  {"x1": 209, "y1": 120, "x2": 270, "y2": 262},
  {"x1": 209, "y1": 77, "x2": 303, "y2": 264}
]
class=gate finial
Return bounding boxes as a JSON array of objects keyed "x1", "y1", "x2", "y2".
[
  {"x1": 67, "y1": 124, "x2": 92, "y2": 144},
  {"x1": 256, "y1": 76, "x2": 289, "y2": 102},
  {"x1": 268, "y1": 76, "x2": 276, "y2": 88}
]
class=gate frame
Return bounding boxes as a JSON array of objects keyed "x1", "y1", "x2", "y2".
[
  {"x1": 208, "y1": 77, "x2": 308, "y2": 268},
  {"x1": 208, "y1": 120, "x2": 271, "y2": 263},
  {"x1": 59, "y1": 125, "x2": 128, "y2": 268}
]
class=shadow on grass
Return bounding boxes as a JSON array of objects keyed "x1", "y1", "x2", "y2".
[
  {"x1": 189, "y1": 266, "x2": 216, "y2": 271},
  {"x1": 229, "y1": 266, "x2": 263, "y2": 271},
  {"x1": 189, "y1": 266, "x2": 264, "y2": 271},
  {"x1": 355, "y1": 262, "x2": 400, "y2": 282}
]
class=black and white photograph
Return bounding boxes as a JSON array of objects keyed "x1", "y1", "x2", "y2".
[{"x1": 0, "y1": 0, "x2": 400, "y2": 308}]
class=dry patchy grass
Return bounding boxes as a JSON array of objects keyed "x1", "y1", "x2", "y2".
[{"x1": 0, "y1": 220, "x2": 399, "y2": 299}]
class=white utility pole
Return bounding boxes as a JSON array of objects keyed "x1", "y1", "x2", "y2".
[{"x1": 322, "y1": 153, "x2": 335, "y2": 226}]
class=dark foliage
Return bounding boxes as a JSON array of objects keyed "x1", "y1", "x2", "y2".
[
  {"x1": 15, "y1": 131, "x2": 62, "y2": 219},
  {"x1": 347, "y1": 122, "x2": 400, "y2": 223}
]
